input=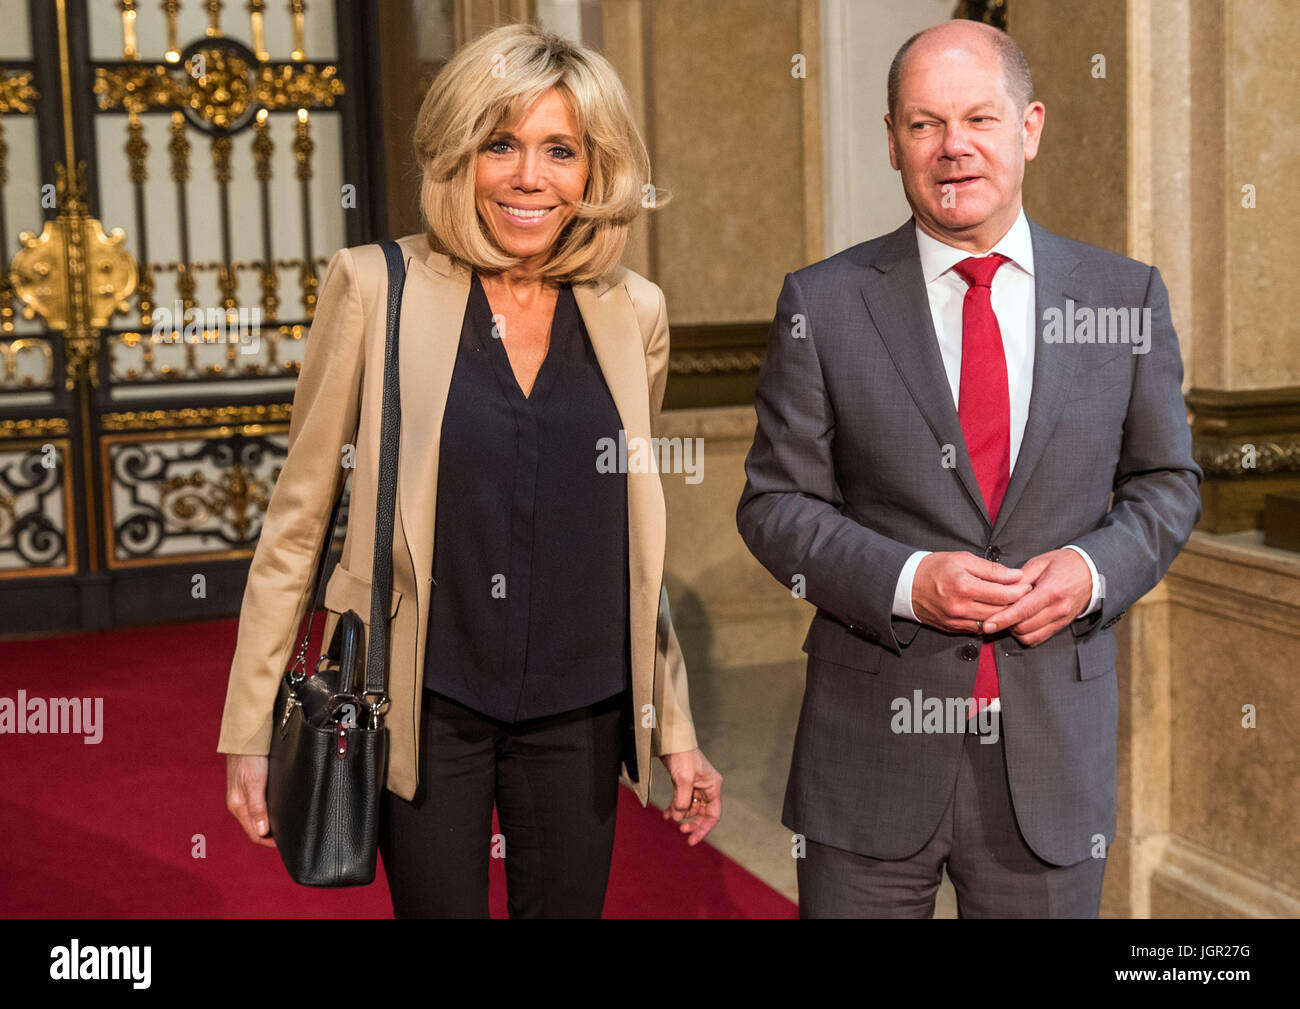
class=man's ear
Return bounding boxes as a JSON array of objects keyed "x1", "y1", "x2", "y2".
[
  {"x1": 1022, "y1": 100, "x2": 1046, "y2": 162},
  {"x1": 885, "y1": 114, "x2": 900, "y2": 171}
]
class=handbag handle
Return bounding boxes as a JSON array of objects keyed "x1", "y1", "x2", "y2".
[{"x1": 285, "y1": 240, "x2": 406, "y2": 706}]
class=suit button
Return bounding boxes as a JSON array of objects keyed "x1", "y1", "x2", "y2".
[
  {"x1": 959, "y1": 643, "x2": 980, "y2": 661},
  {"x1": 985, "y1": 545, "x2": 1001, "y2": 562}
]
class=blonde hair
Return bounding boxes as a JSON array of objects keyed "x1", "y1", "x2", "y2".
[{"x1": 413, "y1": 22, "x2": 665, "y2": 285}]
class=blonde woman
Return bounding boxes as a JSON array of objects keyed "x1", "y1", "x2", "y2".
[{"x1": 218, "y1": 23, "x2": 722, "y2": 917}]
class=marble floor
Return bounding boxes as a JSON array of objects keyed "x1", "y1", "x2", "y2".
[{"x1": 644, "y1": 654, "x2": 959, "y2": 918}]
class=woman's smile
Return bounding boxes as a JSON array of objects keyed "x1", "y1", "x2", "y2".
[{"x1": 497, "y1": 202, "x2": 559, "y2": 226}]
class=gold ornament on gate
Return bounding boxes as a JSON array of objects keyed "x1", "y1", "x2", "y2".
[
  {"x1": 186, "y1": 45, "x2": 255, "y2": 131},
  {"x1": 9, "y1": 161, "x2": 137, "y2": 332}
]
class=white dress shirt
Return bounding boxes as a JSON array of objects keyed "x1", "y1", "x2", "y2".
[{"x1": 890, "y1": 209, "x2": 1101, "y2": 710}]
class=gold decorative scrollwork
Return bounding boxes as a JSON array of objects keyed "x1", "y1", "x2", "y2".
[
  {"x1": 100, "y1": 402, "x2": 292, "y2": 431},
  {"x1": 91, "y1": 63, "x2": 185, "y2": 112},
  {"x1": 0, "y1": 69, "x2": 38, "y2": 113},
  {"x1": 668, "y1": 350, "x2": 767, "y2": 376},
  {"x1": 0, "y1": 69, "x2": 39, "y2": 335},
  {"x1": 0, "y1": 415, "x2": 69, "y2": 439},
  {"x1": 1, "y1": 338, "x2": 55, "y2": 389},
  {"x1": 159, "y1": 461, "x2": 272, "y2": 542},
  {"x1": 187, "y1": 45, "x2": 255, "y2": 130},
  {"x1": 257, "y1": 62, "x2": 344, "y2": 110},
  {"x1": 1195, "y1": 438, "x2": 1300, "y2": 477},
  {"x1": 94, "y1": 58, "x2": 345, "y2": 126},
  {"x1": 9, "y1": 162, "x2": 137, "y2": 386}
]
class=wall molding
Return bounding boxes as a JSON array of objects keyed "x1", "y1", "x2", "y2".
[{"x1": 1151, "y1": 834, "x2": 1300, "y2": 918}]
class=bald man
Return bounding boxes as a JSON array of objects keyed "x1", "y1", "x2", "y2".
[{"x1": 738, "y1": 20, "x2": 1200, "y2": 917}]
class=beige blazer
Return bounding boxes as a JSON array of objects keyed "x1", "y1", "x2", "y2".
[{"x1": 217, "y1": 232, "x2": 698, "y2": 804}]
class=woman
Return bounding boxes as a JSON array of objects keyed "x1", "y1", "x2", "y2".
[{"x1": 218, "y1": 22, "x2": 721, "y2": 917}]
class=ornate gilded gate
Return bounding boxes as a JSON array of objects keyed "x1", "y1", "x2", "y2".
[{"x1": 0, "y1": 0, "x2": 383, "y2": 635}]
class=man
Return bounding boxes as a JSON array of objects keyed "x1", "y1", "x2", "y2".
[{"x1": 736, "y1": 19, "x2": 1201, "y2": 917}]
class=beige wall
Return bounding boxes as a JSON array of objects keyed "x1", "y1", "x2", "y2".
[
  {"x1": 605, "y1": 0, "x2": 820, "y2": 324},
  {"x1": 1016, "y1": 0, "x2": 1300, "y2": 393},
  {"x1": 1010, "y1": 0, "x2": 1300, "y2": 917},
  {"x1": 1111, "y1": 537, "x2": 1300, "y2": 918},
  {"x1": 1223, "y1": 0, "x2": 1300, "y2": 389},
  {"x1": 1014, "y1": 0, "x2": 1128, "y2": 255}
]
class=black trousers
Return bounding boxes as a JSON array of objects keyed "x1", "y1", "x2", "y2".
[
  {"x1": 797, "y1": 720, "x2": 1108, "y2": 918},
  {"x1": 379, "y1": 688, "x2": 626, "y2": 918}
]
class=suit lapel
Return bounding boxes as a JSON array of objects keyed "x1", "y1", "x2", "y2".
[
  {"x1": 861, "y1": 217, "x2": 1087, "y2": 536},
  {"x1": 573, "y1": 277, "x2": 646, "y2": 454},
  {"x1": 574, "y1": 279, "x2": 666, "y2": 707},
  {"x1": 860, "y1": 220, "x2": 991, "y2": 525},
  {"x1": 990, "y1": 220, "x2": 1084, "y2": 539},
  {"x1": 395, "y1": 250, "x2": 468, "y2": 600}
]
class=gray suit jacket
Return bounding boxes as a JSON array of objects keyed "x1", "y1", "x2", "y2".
[{"x1": 736, "y1": 216, "x2": 1202, "y2": 866}]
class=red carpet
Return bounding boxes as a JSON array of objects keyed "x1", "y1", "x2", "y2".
[{"x1": 0, "y1": 616, "x2": 795, "y2": 918}]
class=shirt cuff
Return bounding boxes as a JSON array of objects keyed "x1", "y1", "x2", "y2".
[
  {"x1": 1063, "y1": 544, "x2": 1101, "y2": 616},
  {"x1": 892, "y1": 550, "x2": 931, "y2": 622}
]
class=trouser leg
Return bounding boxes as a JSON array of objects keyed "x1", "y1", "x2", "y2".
[
  {"x1": 379, "y1": 690, "x2": 497, "y2": 918},
  {"x1": 495, "y1": 691, "x2": 625, "y2": 918},
  {"x1": 946, "y1": 727, "x2": 1107, "y2": 918}
]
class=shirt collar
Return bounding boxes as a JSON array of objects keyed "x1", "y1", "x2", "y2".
[{"x1": 914, "y1": 206, "x2": 1034, "y2": 284}]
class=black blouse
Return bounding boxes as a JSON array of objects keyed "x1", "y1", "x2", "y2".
[{"x1": 421, "y1": 272, "x2": 632, "y2": 722}]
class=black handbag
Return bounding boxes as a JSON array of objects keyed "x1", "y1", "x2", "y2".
[{"x1": 266, "y1": 239, "x2": 407, "y2": 887}]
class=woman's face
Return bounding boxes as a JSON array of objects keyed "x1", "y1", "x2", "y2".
[{"x1": 474, "y1": 87, "x2": 589, "y2": 269}]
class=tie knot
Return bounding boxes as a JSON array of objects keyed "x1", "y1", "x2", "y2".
[{"x1": 952, "y1": 253, "x2": 1009, "y2": 290}]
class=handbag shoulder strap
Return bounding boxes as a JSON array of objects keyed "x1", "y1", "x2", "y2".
[
  {"x1": 285, "y1": 241, "x2": 405, "y2": 692},
  {"x1": 364, "y1": 239, "x2": 406, "y2": 698}
]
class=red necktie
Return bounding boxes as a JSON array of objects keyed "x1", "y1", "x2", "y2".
[{"x1": 952, "y1": 253, "x2": 1010, "y2": 713}]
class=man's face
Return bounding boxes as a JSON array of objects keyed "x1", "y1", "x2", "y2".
[{"x1": 885, "y1": 31, "x2": 1044, "y2": 251}]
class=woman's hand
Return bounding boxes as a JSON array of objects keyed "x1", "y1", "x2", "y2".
[
  {"x1": 225, "y1": 754, "x2": 278, "y2": 848},
  {"x1": 659, "y1": 748, "x2": 722, "y2": 845}
]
